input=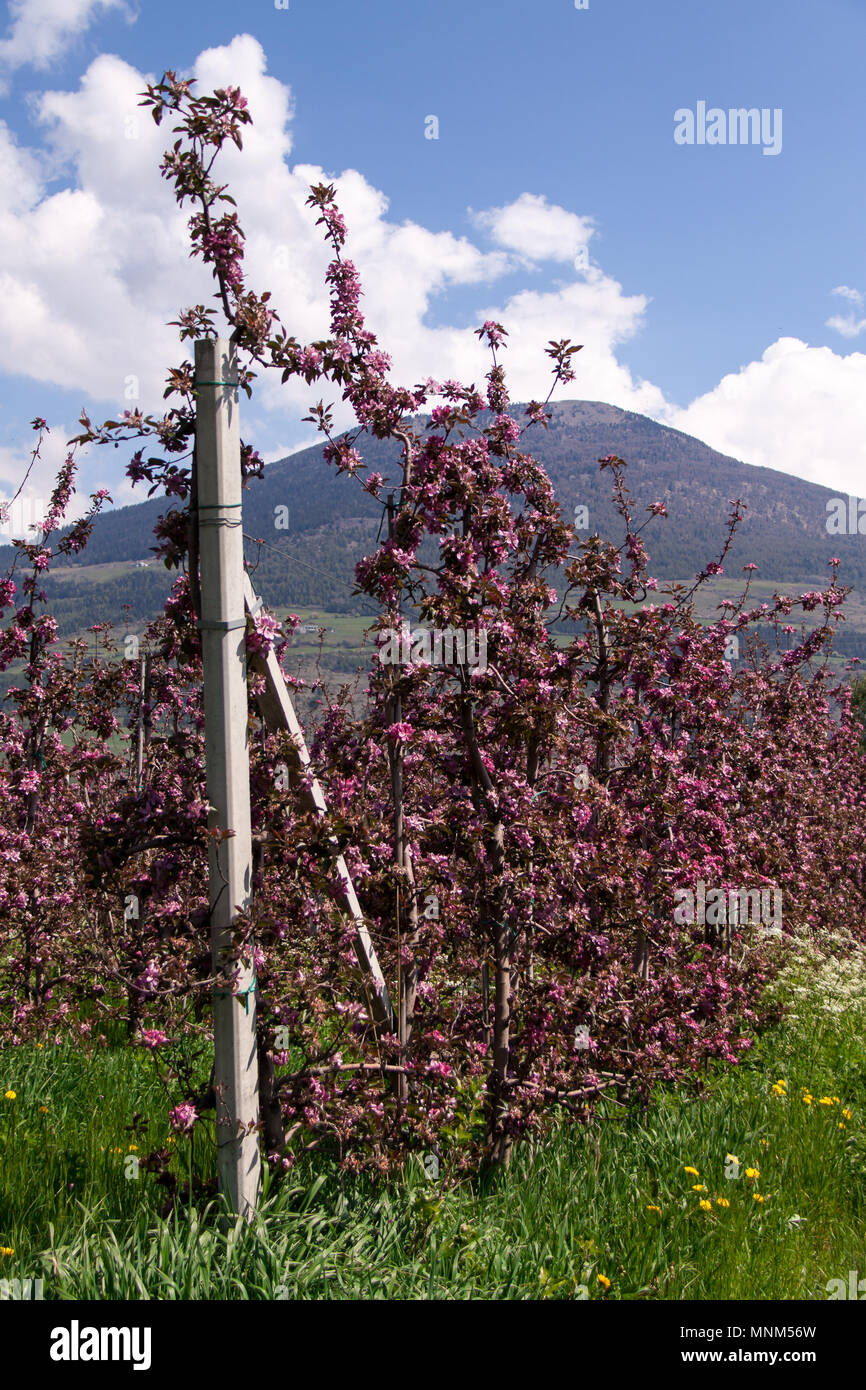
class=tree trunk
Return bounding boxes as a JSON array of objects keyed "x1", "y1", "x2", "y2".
[
  {"x1": 459, "y1": 699, "x2": 512, "y2": 1170},
  {"x1": 257, "y1": 1009, "x2": 286, "y2": 1163},
  {"x1": 486, "y1": 849, "x2": 513, "y2": 1170}
]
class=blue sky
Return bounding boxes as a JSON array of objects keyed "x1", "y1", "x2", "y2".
[{"x1": 0, "y1": 0, "x2": 864, "y2": 526}]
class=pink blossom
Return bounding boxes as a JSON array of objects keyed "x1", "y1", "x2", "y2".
[{"x1": 169, "y1": 1103, "x2": 198, "y2": 1134}]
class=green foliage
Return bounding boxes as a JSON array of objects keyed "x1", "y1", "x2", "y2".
[
  {"x1": 2, "y1": 947, "x2": 865, "y2": 1299},
  {"x1": 850, "y1": 676, "x2": 866, "y2": 749}
]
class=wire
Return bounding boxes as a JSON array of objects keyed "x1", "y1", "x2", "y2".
[{"x1": 241, "y1": 531, "x2": 380, "y2": 617}]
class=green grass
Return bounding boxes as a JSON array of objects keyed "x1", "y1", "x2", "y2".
[{"x1": 2, "y1": 938, "x2": 865, "y2": 1299}]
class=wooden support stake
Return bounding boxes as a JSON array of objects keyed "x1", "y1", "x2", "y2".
[
  {"x1": 195, "y1": 338, "x2": 260, "y2": 1220},
  {"x1": 243, "y1": 574, "x2": 395, "y2": 1034}
]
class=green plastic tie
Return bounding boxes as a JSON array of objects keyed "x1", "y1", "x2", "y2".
[{"x1": 214, "y1": 977, "x2": 257, "y2": 1012}]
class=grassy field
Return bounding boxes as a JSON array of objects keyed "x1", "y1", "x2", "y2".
[{"x1": 1, "y1": 930, "x2": 864, "y2": 1300}]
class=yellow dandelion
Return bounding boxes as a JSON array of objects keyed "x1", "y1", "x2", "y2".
[
  {"x1": 692, "y1": 1184, "x2": 707, "y2": 1192},
  {"x1": 699, "y1": 1199, "x2": 712, "y2": 1211},
  {"x1": 3, "y1": 1090, "x2": 16, "y2": 1101},
  {"x1": 646, "y1": 1204, "x2": 661, "y2": 1213},
  {"x1": 684, "y1": 1166, "x2": 700, "y2": 1177},
  {"x1": 819, "y1": 1097, "x2": 834, "y2": 1106},
  {"x1": 0, "y1": 1247, "x2": 14, "y2": 1256},
  {"x1": 802, "y1": 1094, "x2": 813, "y2": 1105},
  {"x1": 597, "y1": 1274, "x2": 611, "y2": 1289},
  {"x1": 839, "y1": 1122, "x2": 847, "y2": 1130},
  {"x1": 745, "y1": 1167, "x2": 760, "y2": 1179},
  {"x1": 716, "y1": 1197, "x2": 730, "y2": 1208},
  {"x1": 753, "y1": 1193, "x2": 765, "y2": 1203},
  {"x1": 36, "y1": 1044, "x2": 43, "y2": 1050},
  {"x1": 39, "y1": 1106, "x2": 48, "y2": 1114},
  {"x1": 842, "y1": 1108, "x2": 853, "y2": 1120},
  {"x1": 775, "y1": 1079, "x2": 787, "y2": 1088},
  {"x1": 128, "y1": 1144, "x2": 138, "y2": 1152},
  {"x1": 771, "y1": 1083, "x2": 786, "y2": 1096},
  {"x1": 759, "y1": 1139, "x2": 770, "y2": 1148},
  {"x1": 832, "y1": 1097, "x2": 840, "y2": 1104}
]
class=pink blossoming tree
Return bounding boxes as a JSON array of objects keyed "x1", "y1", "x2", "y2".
[{"x1": 0, "y1": 74, "x2": 864, "y2": 1183}]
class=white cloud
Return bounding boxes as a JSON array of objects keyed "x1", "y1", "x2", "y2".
[
  {"x1": 2, "y1": 31, "x2": 863, "y2": 510},
  {"x1": 471, "y1": 191, "x2": 595, "y2": 265},
  {"x1": 831, "y1": 285, "x2": 863, "y2": 305},
  {"x1": 826, "y1": 313, "x2": 866, "y2": 338},
  {"x1": 412, "y1": 275, "x2": 666, "y2": 417},
  {"x1": 826, "y1": 287, "x2": 866, "y2": 339},
  {"x1": 0, "y1": 424, "x2": 101, "y2": 535},
  {"x1": 0, "y1": 436, "x2": 60, "y2": 502},
  {"x1": 0, "y1": 34, "x2": 660, "y2": 453},
  {"x1": 0, "y1": 0, "x2": 131, "y2": 74},
  {"x1": 663, "y1": 338, "x2": 866, "y2": 495}
]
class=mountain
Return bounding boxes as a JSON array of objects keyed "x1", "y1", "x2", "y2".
[{"x1": 2, "y1": 401, "x2": 862, "y2": 645}]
